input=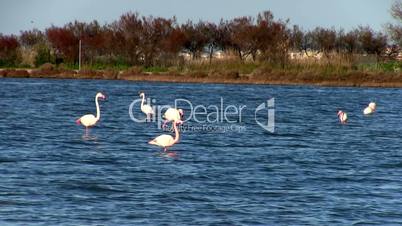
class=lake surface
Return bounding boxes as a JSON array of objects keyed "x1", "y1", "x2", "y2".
[{"x1": 0, "y1": 78, "x2": 402, "y2": 225}]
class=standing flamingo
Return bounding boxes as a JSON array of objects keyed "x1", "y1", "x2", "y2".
[
  {"x1": 162, "y1": 108, "x2": 184, "y2": 128},
  {"x1": 337, "y1": 110, "x2": 348, "y2": 124},
  {"x1": 76, "y1": 92, "x2": 106, "y2": 133},
  {"x1": 139, "y1": 92, "x2": 154, "y2": 120},
  {"x1": 149, "y1": 120, "x2": 180, "y2": 152}
]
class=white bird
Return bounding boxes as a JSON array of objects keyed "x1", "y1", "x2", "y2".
[
  {"x1": 149, "y1": 120, "x2": 180, "y2": 152},
  {"x1": 76, "y1": 92, "x2": 106, "y2": 133},
  {"x1": 337, "y1": 110, "x2": 348, "y2": 124},
  {"x1": 363, "y1": 102, "x2": 376, "y2": 115},
  {"x1": 139, "y1": 92, "x2": 154, "y2": 119},
  {"x1": 162, "y1": 108, "x2": 184, "y2": 128}
]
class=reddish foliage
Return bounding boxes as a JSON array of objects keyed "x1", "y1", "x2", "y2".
[
  {"x1": 163, "y1": 27, "x2": 186, "y2": 54},
  {"x1": 228, "y1": 16, "x2": 256, "y2": 60},
  {"x1": 0, "y1": 34, "x2": 19, "y2": 58},
  {"x1": 4, "y1": 10, "x2": 395, "y2": 68},
  {"x1": 0, "y1": 34, "x2": 20, "y2": 66},
  {"x1": 46, "y1": 26, "x2": 78, "y2": 63}
]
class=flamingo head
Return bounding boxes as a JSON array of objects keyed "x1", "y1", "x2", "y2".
[
  {"x1": 369, "y1": 102, "x2": 376, "y2": 110},
  {"x1": 96, "y1": 92, "x2": 106, "y2": 100},
  {"x1": 178, "y1": 109, "x2": 184, "y2": 117},
  {"x1": 337, "y1": 110, "x2": 343, "y2": 116},
  {"x1": 139, "y1": 92, "x2": 145, "y2": 98}
]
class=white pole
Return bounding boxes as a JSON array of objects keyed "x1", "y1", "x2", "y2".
[{"x1": 79, "y1": 39, "x2": 82, "y2": 71}]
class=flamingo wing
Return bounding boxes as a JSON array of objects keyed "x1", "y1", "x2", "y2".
[
  {"x1": 141, "y1": 104, "x2": 154, "y2": 115},
  {"x1": 342, "y1": 113, "x2": 348, "y2": 121},
  {"x1": 149, "y1": 134, "x2": 174, "y2": 147},
  {"x1": 163, "y1": 108, "x2": 180, "y2": 121},
  {"x1": 79, "y1": 114, "x2": 97, "y2": 127}
]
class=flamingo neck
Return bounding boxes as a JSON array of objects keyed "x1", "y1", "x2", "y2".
[
  {"x1": 173, "y1": 122, "x2": 180, "y2": 143},
  {"x1": 141, "y1": 95, "x2": 145, "y2": 107},
  {"x1": 95, "y1": 96, "x2": 101, "y2": 120}
]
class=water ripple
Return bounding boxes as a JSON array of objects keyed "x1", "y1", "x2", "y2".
[{"x1": 0, "y1": 78, "x2": 402, "y2": 225}]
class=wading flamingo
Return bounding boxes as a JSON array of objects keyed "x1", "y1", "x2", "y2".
[
  {"x1": 149, "y1": 120, "x2": 180, "y2": 152},
  {"x1": 76, "y1": 92, "x2": 106, "y2": 133},
  {"x1": 363, "y1": 102, "x2": 376, "y2": 115},
  {"x1": 162, "y1": 108, "x2": 184, "y2": 128},
  {"x1": 337, "y1": 110, "x2": 348, "y2": 124},
  {"x1": 139, "y1": 92, "x2": 154, "y2": 120}
]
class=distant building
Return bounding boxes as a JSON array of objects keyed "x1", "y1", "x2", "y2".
[
  {"x1": 384, "y1": 46, "x2": 402, "y2": 60},
  {"x1": 289, "y1": 50, "x2": 323, "y2": 60},
  {"x1": 213, "y1": 50, "x2": 225, "y2": 59},
  {"x1": 179, "y1": 50, "x2": 228, "y2": 61},
  {"x1": 178, "y1": 51, "x2": 191, "y2": 60}
]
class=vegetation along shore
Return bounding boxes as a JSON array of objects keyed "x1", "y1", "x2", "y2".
[
  {"x1": 2, "y1": 62, "x2": 402, "y2": 88},
  {"x1": 2, "y1": 2, "x2": 402, "y2": 87}
]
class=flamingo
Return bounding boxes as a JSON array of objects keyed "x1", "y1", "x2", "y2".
[
  {"x1": 337, "y1": 110, "x2": 348, "y2": 124},
  {"x1": 363, "y1": 102, "x2": 376, "y2": 115},
  {"x1": 162, "y1": 108, "x2": 184, "y2": 128},
  {"x1": 76, "y1": 92, "x2": 106, "y2": 133},
  {"x1": 149, "y1": 120, "x2": 180, "y2": 152},
  {"x1": 139, "y1": 92, "x2": 154, "y2": 120}
]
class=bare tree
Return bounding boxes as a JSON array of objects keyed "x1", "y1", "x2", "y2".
[
  {"x1": 290, "y1": 25, "x2": 304, "y2": 52},
  {"x1": 66, "y1": 20, "x2": 107, "y2": 66},
  {"x1": 227, "y1": 16, "x2": 257, "y2": 61},
  {"x1": 198, "y1": 22, "x2": 219, "y2": 64},
  {"x1": 311, "y1": 27, "x2": 337, "y2": 58},
  {"x1": 181, "y1": 21, "x2": 208, "y2": 60},
  {"x1": 358, "y1": 26, "x2": 388, "y2": 63},
  {"x1": 255, "y1": 11, "x2": 290, "y2": 66},
  {"x1": 388, "y1": 1, "x2": 402, "y2": 49},
  {"x1": 337, "y1": 29, "x2": 361, "y2": 54},
  {"x1": 115, "y1": 12, "x2": 143, "y2": 65},
  {"x1": 19, "y1": 29, "x2": 46, "y2": 48}
]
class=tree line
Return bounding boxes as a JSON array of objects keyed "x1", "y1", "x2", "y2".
[{"x1": 1, "y1": 3, "x2": 402, "y2": 69}]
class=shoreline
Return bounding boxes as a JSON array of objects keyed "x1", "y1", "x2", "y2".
[{"x1": 1, "y1": 68, "x2": 402, "y2": 88}]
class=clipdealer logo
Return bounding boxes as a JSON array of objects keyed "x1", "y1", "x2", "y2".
[
  {"x1": 128, "y1": 97, "x2": 275, "y2": 133},
  {"x1": 254, "y1": 98, "x2": 275, "y2": 133}
]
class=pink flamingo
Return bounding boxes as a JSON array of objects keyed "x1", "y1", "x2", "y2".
[
  {"x1": 76, "y1": 92, "x2": 106, "y2": 133},
  {"x1": 149, "y1": 120, "x2": 180, "y2": 152},
  {"x1": 139, "y1": 92, "x2": 154, "y2": 120},
  {"x1": 162, "y1": 108, "x2": 184, "y2": 128},
  {"x1": 337, "y1": 110, "x2": 348, "y2": 124}
]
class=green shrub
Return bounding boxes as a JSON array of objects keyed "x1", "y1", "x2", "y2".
[
  {"x1": 34, "y1": 44, "x2": 53, "y2": 67},
  {"x1": 144, "y1": 66, "x2": 168, "y2": 73},
  {"x1": 39, "y1": 63, "x2": 55, "y2": 71}
]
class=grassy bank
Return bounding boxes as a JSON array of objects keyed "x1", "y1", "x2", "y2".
[{"x1": 1, "y1": 61, "x2": 402, "y2": 88}]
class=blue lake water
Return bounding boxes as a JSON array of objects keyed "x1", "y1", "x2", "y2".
[{"x1": 0, "y1": 78, "x2": 402, "y2": 225}]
